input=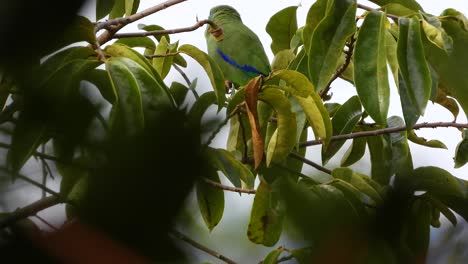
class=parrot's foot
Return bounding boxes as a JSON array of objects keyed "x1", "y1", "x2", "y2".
[{"x1": 224, "y1": 80, "x2": 234, "y2": 94}]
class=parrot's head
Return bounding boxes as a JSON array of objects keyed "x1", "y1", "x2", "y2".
[{"x1": 208, "y1": 5, "x2": 242, "y2": 23}]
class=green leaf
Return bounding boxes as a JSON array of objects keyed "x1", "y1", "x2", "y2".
[
  {"x1": 247, "y1": 178, "x2": 284, "y2": 246},
  {"x1": 424, "y1": 10, "x2": 468, "y2": 118},
  {"x1": 380, "y1": 3, "x2": 418, "y2": 17},
  {"x1": 83, "y1": 69, "x2": 116, "y2": 104},
  {"x1": 115, "y1": 36, "x2": 156, "y2": 49},
  {"x1": 188, "y1": 91, "x2": 216, "y2": 127},
  {"x1": 104, "y1": 43, "x2": 175, "y2": 107},
  {"x1": 271, "y1": 49, "x2": 295, "y2": 71},
  {"x1": 424, "y1": 194, "x2": 457, "y2": 226},
  {"x1": 109, "y1": 0, "x2": 124, "y2": 19},
  {"x1": 407, "y1": 129, "x2": 447, "y2": 149},
  {"x1": 152, "y1": 36, "x2": 175, "y2": 79},
  {"x1": 410, "y1": 166, "x2": 468, "y2": 221},
  {"x1": 54, "y1": 16, "x2": 96, "y2": 49},
  {"x1": 367, "y1": 133, "x2": 393, "y2": 185},
  {"x1": 332, "y1": 167, "x2": 383, "y2": 204},
  {"x1": 293, "y1": 94, "x2": 332, "y2": 147},
  {"x1": 322, "y1": 96, "x2": 362, "y2": 165},
  {"x1": 106, "y1": 57, "x2": 144, "y2": 137},
  {"x1": 262, "y1": 247, "x2": 285, "y2": 264},
  {"x1": 206, "y1": 147, "x2": 255, "y2": 189},
  {"x1": 125, "y1": 0, "x2": 135, "y2": 16},
  {"x1": 96, "y1": 0, "x2": 116, "y2": 20},
  {"x1": 179, "y1": 44, "x2": 226, "y2": 111},
  {"x1": 404, "y1": 198, "x2": 431, "y2": 261},
  {"x1": 290, "y1": 27, "x2": 304, "y2": 52},
  {"x1": 290, "y1": 247, "x2": 313, "y2": 264},
  {"x1": 308, "y1": 0, "x2": 357, "y2": 92},
  {"x1": 387, "y1": 116, "x2": 413, "y2": 185},
  {"x1": 266, "y1": 6, "x2": 298, "y2": 55},
  {"x1": 433, "y1": 89, "x2": 459, "y2": 121},
  {"x1": 196, "y1": 168, "x2": 224, "y2": 231},
  {"x1": 268, "y1": 69, "x2": 314, "y2": 97},
  {"x1": 369, "y1": 0, "x2": 423, "y2": 11},
  {"x1": 138, "y1": 24, "x2": 170, "y2": 42},
  {"x1": 303, "y1": 0, "x2": 329, "y2": 55},
  {"x1": 386, "y1": 29, "x2": 399, "y2": 87},
  {"x1": 169, "y1": 81, "x2": 189, "y2": 106},
  {"x1": 455, "y1": 129, "x2": 468, "y2": 168},
  {"x1": 259, "y1": 89, "x2": 296, "y2": 166},
  {"x1": 354, "y1": 11, "x2": 389, "y2": 126},
  {"x1": 397, "y1": 17, "x2": 432, "y2": 116},
  {"x1": 341, "y1": 136, "x2": 366, "y2": 167},
  {"x1": 8, "y1": 118, "x2": 47, "y2": 174},
  {"x1": 288, "y1": 48, "x2": 309, "y2": 78},
  {"x1": 397, "y1": 72, "x2": 420, "y2": 128}
]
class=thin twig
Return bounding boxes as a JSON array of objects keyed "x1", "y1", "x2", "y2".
[
  {"x1": 300, "y1": 122, "x2": 468, "y2": 147},
  {"x1": 170, "y1": 229, "x2": 237, "y2": 264},
  {"x1": 357, "y1": 3, "x2": 400, "y2": 20},
  {"x1": 95, "y1": 0, "x2": 189, "y2": 46},
  {"x1": 319, "y1": 34, "x2": 356, "y2": 99},
  {"x1": 172, "y1": 63, "x2": 200, "y2": 100},
  {"x1": 113, "y1": 19, "x2": 215, "y2": 39},
  {"x1": 172, "y1": 63, "x2": 191, "y2": 86},
  {"x1": 203, "y1": 115, "x2": 230, "y2": 148},
  {"x1": 41, "y1": 144, "x2": 47, "y2": 199},
  {"x1": 203, "y1": 178, "x2": 256, "y2": 194},
  {"x1": 289, "y1": 152, "x2": 331, "y2": 175},
  {"x1": 16, "y1": 174, "x2": 62, "y2": 198},
  {"x1": 0, "y1": 196, "x2": 61, "y2": 229},
  {"x1": 34, "y1": 214, "x2": 59, "y2": 231}
]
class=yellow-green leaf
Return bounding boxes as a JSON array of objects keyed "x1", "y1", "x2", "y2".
[{"x1": 259, "y1": 89, "x2": 296, "y2": 166}]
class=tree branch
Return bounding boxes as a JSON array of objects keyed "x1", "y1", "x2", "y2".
[
  {"x1": 289, "y1": 152, "x2": 331, "y2": 175},
  {"x1": 170, "y1": 229, "x2": 237, "y2": 264},
  {"x1": 319, "y1": 34, "x2": 356, "y2": 99},
  {"x1": 300, "y1": 122, "x2": 468, "y2": 147},
  {"x1": 113, "y1": 19, "x2": 215, "y2": 39},
  {"x1": 203, "y1": 178, "x2": 256, "y2": 194},
  {"x1": 0, "y1": 196, "x2": 62, "y2": 229},
  {"x1": 145, "y1": 52, "x2": 180, "y2": 58},
  {"x1": 357, "y1": 3, "x2": 400, "y2": 20},
  {"x1": 95, "y1": 0, "x2": 189, "y2": 46}
]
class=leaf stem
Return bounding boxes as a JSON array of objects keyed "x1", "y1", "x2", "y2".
[
  {"x1": 300, "y1": 122, "x2": 468, "y2": 147},
  {"x1": 170, "y1": 229, "x2": 238, "y2": 264}
]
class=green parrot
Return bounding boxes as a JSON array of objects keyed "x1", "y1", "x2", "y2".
[{"x1": 205, "y1": 5, "x2": 271, "y2": 87}]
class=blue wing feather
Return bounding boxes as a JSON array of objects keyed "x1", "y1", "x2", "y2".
[{"x1": 217, "y1": 49, "x2": 267, "y2": 77}]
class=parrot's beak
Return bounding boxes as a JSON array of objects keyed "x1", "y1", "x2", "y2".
[{"x1": 208, "y1": 24, "x2": 224, "y2": 42}]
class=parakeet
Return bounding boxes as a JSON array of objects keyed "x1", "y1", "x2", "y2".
[{"x1": 205, "y1": 5, "x2": 271, "y2": 86}]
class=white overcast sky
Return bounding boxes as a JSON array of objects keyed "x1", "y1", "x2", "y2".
[{"x1": 80, "y1": 0, "x2": 468, "y2": 181}]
